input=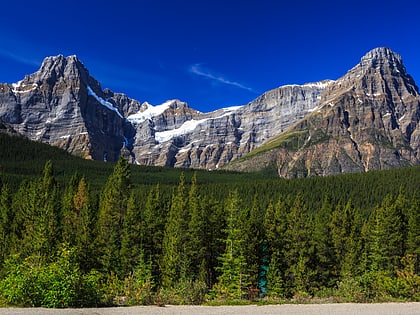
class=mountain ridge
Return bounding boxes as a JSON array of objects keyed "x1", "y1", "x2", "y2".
[{"x1": 0, "y1": 47, "x2": 419, "y2": 176}]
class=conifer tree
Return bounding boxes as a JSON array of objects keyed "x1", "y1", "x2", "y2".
[
  {"x1": 264, "y1": 198, "x2": 288, "y2": 297},
  {"x1": 61, "y1": 173, "x2": 81, "y2": 245},
  {"x1": 367, "y1": 194, "x2": 404, "y2": 273},
  {"x1": 160, "y1": 173, "x2": 189, "y2": 288},
  {"x1": 72, "y1": 176, "x2": 94, "y2": 272},
  {"x1": 0, "y1": 185, "x2": 11, "y2": 266},
  {"x1": 26, "y1": 161, "x2": 60, "y2": 260},
  {"x1": 97, "y1": 155, "x2": 131, "y2": 275},
  {"x1": 120, "y1": 192, "x2": 143, "y2": 276},
  {"x1": 406, "y1": 195, "x2": 420, "y2": 274},
  {"x1": 142, "y1": 184, "x2": 165, "y2": 280},
  {"x1": 185, "y1": 173, "x2": 207, "y2": 281},
  {"x1": 311, "y1": 195, "x2": 336, "y2": 287},
  {"x1": 212, "y1": 190, "x2": 248, "y2": 300},
  {"x1": 241, "y1": 195, "x2": 264, "y2": 290},
  {"x1": 283, "y1": 193, "x2": 313, "y2": 294},
  {"x1": 330, "y1": 200, "x2": 361, "y2": 278}
]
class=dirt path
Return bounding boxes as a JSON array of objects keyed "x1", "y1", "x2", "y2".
[{"x1": 1, "y1": 303, "x2": 420, "y2": 315}]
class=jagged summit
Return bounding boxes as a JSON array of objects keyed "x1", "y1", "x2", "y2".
[
  {"x1": 360, "y1": 47, "x2": 402, "y2": 64},
  {"x1": 0, "y1": 48, "x2": 419, "y2": 176}
]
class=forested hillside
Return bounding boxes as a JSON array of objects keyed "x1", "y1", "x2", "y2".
[{"x1": 0, "y1": 132, "x2": 419, "y2": 307}]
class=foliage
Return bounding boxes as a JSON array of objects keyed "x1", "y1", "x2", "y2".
[{"x1": 0, "y1": 134, "x2": 419, "y2": 307}]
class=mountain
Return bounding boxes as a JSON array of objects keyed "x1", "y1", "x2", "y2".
[
  {"x1": 0, "y1": 55, "x2": 139, "y2": 162},
  {"x1": 226, "y1": 47, "x2": 420, "y2": 176},
  {"x1": 0, "y1": 47, "x2": 419, "y2": 177}
]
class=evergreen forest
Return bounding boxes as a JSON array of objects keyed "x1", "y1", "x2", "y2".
[{"x1": 0, "y1": 132, "x2": 419, "y2": 307}]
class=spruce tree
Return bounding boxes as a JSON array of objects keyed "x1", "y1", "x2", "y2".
[
  {"x1": 185, "y1": 173, "x2": 207, "y2": 281},
  {"x1": 330, "y1": 200, "x2": 361, "y2": 278},
  {"x1": 96, "y1": 156, "x2": 131, "y2": 275},
  {"x1": 0, "y1": 185, "x2": 11, "y2": 266},
  {"x1": 311, "y1": 195, "x2": 336, "y2": 287},
  {"x1": 142, "y1": 184, "x2": 165, "y2": 280},
  {"x1": 368, "y1": 194, "x2": 404, "y2": 274},
  {"x1": 120, "y1": 192, "x2": 143, "y2": 276},
  {"x1": 406, "y1": 196, "x2": 420, "y2": 274},
  {"x1": 160, "y1": 173, "x2": 189, "y2": 288},
  {"x1": 283, "y1": 193, "x2": 313, "y2": 295},
  {"x1": 264, "y1": 198, "x2": 288, "y2": 297},
  {"x1": 212, "y1": 190, "x2": 248, "y2": 300}
]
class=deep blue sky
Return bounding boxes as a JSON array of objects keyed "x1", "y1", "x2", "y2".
[{"x1": 1, "y1": 0, "x2": 419, "y2": 112}]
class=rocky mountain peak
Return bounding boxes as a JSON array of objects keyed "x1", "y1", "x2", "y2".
[
  {"x1": 24, "y1": 54, "x2": 90, "y2": 87},
  {"x1": 360, "y1": 47, "x2": 402, "y2": 66}
]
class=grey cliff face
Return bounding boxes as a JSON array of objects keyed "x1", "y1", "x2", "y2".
[
  {"x1": 0, "y1": 55, "x2": 138, "y2": 162},
  {"x1": 0, "y1": 47, "x2": 418, "y2": 177},
  {"x1": 226, "y1": 47, "x2": 420, "y2": 177},
  {"x1": 127, "y1": 82, "x2": 331, "y2": 169}
]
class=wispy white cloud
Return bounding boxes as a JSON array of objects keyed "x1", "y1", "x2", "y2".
[
  {"x1": 0, "y1": 48, "x2": 42, "y2": 67},
  {"x1": 190, "y1": 63, "x2": 255, "y2": 92}
]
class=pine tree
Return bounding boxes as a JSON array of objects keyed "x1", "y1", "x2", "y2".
[
  {"x1": 160, "y1": 173, "x2": 189, "y2": 288},
  {"x1": 120, "y1": 192, "x2": 143, "y2": 276},
  {"x1": 0, "y1": 185, "x2": 11, "y2": 266},
  {"x1": 241, "y1": 195, "x2": 264, "y2": 291},
  {"x1": 406, "y1": 196, "x2": 420, "y2": 274},
  {"x1": 23, "y1": 161, "x2": 60, "y2": 260},
  {"x1": 142, "y1": 184, "x2": 165, "y2": 281},
  {"x1": 73, "y1": 176, "x2": 94, "y2": 272},
  {"x1": 330, "y1": 199, "x2": 361, "y2": 278},
  {"x1": 96, "y1": 156, "x2": 131, "y2": 275},
  {"x1": 310, "y1": 195, "x2": 336, "y2": 287},
  {"x1": 283, "y1": 193, "x2": 313, "y2": 294},
  {"x1": 264, "y1": 198, "x2": 288, "y2": 297},
  {"x1": 185, "y1": 173, "x2": 207, "y2": 281},
  {"x1": 368, "y1": 194, "x2": 404, "y2": 274},
  {"x1": 61, "y1": 173, "x2": 81, "y2": 245},
  {"x1": 212, "y1": 190, "x2": 248, "y2": 300}
]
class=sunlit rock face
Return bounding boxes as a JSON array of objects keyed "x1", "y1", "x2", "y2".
[
  {"x1": 225, "y1": 47, "x2": 420, "y2": 177},
  {"x1": 1, "y1": 47, "x2": 418, "y2": 177},
  {"x1": 0, "y1": 55, "x2": 139, "y2": 161}
]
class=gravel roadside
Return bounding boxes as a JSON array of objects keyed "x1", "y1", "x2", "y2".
[{"x1": 1, "y1": 303, "x2": 419, "y2": 315}]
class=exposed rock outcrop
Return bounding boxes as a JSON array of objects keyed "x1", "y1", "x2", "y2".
[
  {"x1": 226, "y1": 47, "x2": 420, "y2": 177},
  {"x1": 0, "y1": 47, "x2": 418, "y2": 177}
]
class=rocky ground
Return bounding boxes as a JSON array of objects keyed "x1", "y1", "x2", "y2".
[{"x1": 1, "y1": 303, "x2": 419, "y2": 315}]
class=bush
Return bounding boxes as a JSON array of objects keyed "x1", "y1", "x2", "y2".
[{"x1": 0, "y1": 247, "x2": 104, "y2": 308}]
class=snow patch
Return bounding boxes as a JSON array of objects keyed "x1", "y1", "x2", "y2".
[
  {"x1": 155, "y1": 118, "x2": 209, "y2": 143},
  {"x1": 399, "y1": 114, "x2": 406, "y2": 121},
  {"x1": 60, "y1": 135, "x2": 71, "y2": 139},
  {"x1": 12, "y1": 80, "x2": 38, "y2": 94},
  {"x1": 127, "y1": 100, "x2": 176, "y2": 124},
  {"x1": 87, "y1": 86, "x2": 123, "y2": 119}
]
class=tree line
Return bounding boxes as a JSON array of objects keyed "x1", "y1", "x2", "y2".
[{"x1": 0, "y1": 157, "x2": 419, "y2": 307}]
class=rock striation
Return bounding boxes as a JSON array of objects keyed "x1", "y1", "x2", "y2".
[
  {"x1": 0, "y1": 47, "x2": 418, "y2": 177},
  {"x1": 226, "y1": 47, "x2": 420, "y2": 176},
  {"x1": 0, "y1": 55, "x2": 139, "y2": 162}
]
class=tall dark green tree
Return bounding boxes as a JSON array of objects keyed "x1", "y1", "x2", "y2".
[
  {"x1": 160, "y1": 173, "x2": 189, "y2": 288},
  {"x1": 283, "y1": 192, "x2": 313, "y2": 295},
  {"x1": 120, "y1": 192, "x2": 143, "y2": 276},
  {"x1": 72, "y1": 176, "x2": 95, "y2": 272},
  {"x1": 406, "y1": 195, "x2": 420, "y2": 274},
  {"x1": 96, "y1": 156, "x2": 131, "y2": 275},
  {"x1": 264, "y1": 198, "x2": 288, "y2": 297},
  {"x1": 330, "y1": 199, "x2": 361, "y2": 278},
  {"x1": 142, "y1": 184, "x2": 165, "y2": 281},
  {"x1": 366, "y1": 194, "x2": 405, "y2": 273},
  {"x1": 241, "y1": 194, "x2": 265, "y2": 290},
  {"x1": 0, "y1": 185, "x2": 11, "y2": 267},
  {"x1": 212, "y1": 190, "x2": 248, "y2": 300},
  {"x1": 310, "y1": 195, "x2": 336, "y2": 287},
  {"x1": 185, "y1": 173, "x2": 207, "y2": 282}
]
